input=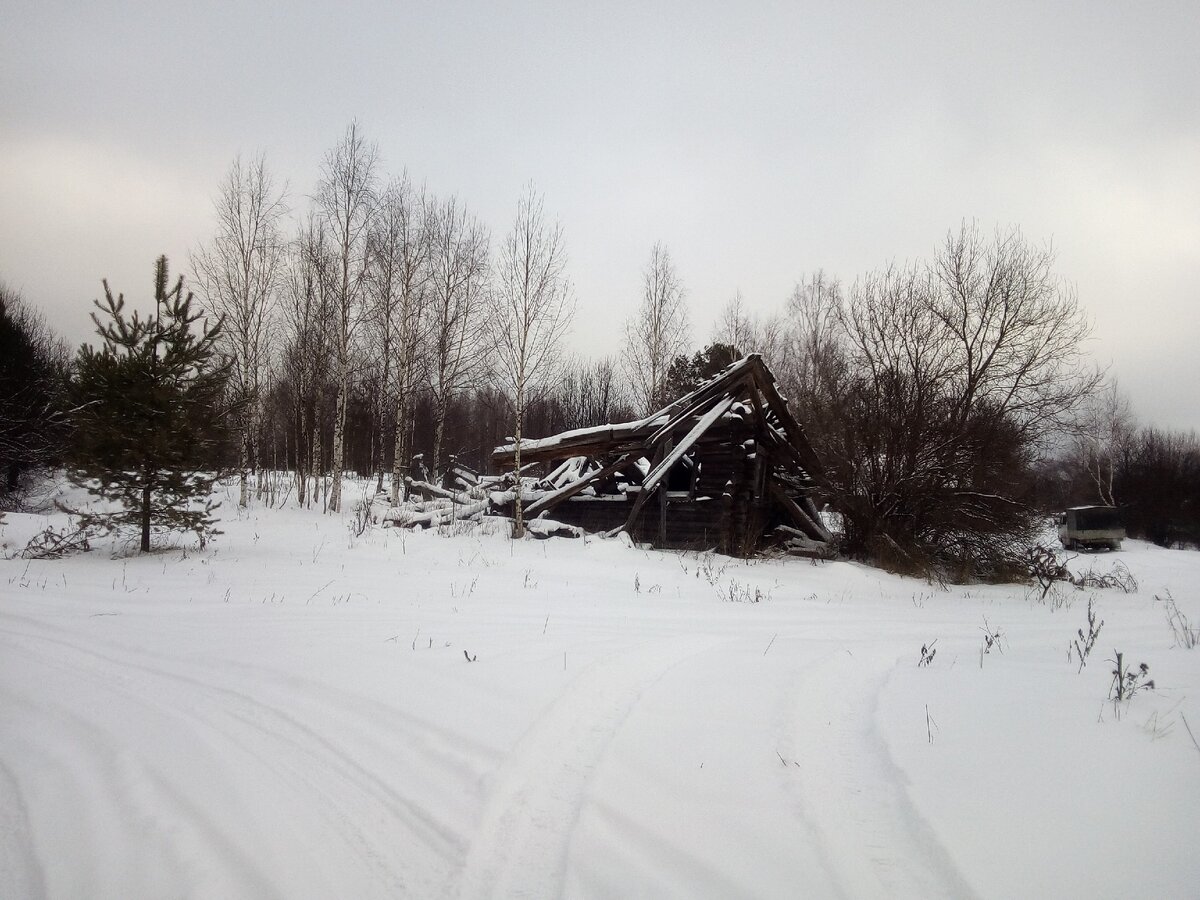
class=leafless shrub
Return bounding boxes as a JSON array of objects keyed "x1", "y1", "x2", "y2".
[
  {"x1": 1073, "y1": 560, "x2": 1137, "y2": 593},
  {"x1": 1027, "y1": 543, "x2": 1072, "y2": 600},
  {"x1": 21, "y1": 520, "x2": 108, "y2": 559},
  {"x1": 1027, "y1": 545, "x2": 1136, "y2": 601},
  {"x1": 697, "y1": 552, "x2": 731, "y2": 585},
  {"x1": 348, "y1": 493, "x2": 373, "y2": 539},
  {"x1": 782, "y1": 225, "x2": 1098, "y2": 581},
  {"x1": 979, "y1": 616, "x2": 1004, "y2": 667},
  {"x1": 871, "y1": 533, "x2": 939, "y2": 582}
]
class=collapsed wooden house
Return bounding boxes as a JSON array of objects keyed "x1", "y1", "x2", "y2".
[{"x1": 491, "y1": 354, "x2": 832, "y2": 556}]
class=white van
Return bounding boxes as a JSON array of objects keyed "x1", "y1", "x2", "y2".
[{"x1": 1057, "y1": 506, "x2": 1124, "y2": 551}]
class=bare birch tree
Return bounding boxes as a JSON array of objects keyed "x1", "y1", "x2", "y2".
[
  {"x1": 190, "y1": 155, "x2": 288, "y2": 506},
  {"x1": 316, "y1": 122, "x2": 378, "y2": 512},
  {"x1": 713, "y1": 290, "x2": 755, "y2": 354},
  {"x1": 366, "y1": 174, "x2": 432, "y2": 503},
  {"x1": 713, "y1": 289, "x2": 786, "y2": 366},
  {"x1": 425, "y1": 195, "x2": 490, "y2": 480},
  {"x1": 279, "y1": 213, "x2": 335, "y2": 507},
  {"x1": 491, "y1": 186, "x2": 575, "y2": 535},
  {"x1": 622, "y1": 242, "x2": 690, "y2": 412},
  {"x1": 776, "y1": 271, "x2": 847, "y2": 411},
  {"x1": 1074, "y1": 379, "x2": 1136, "y2": 506}
]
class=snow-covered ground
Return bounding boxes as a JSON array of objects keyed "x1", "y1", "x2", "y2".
[{"x1": 2, "y1": 480, "x2": 1198, "y2": 899}]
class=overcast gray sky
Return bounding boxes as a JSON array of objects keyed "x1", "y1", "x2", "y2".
[{"x1": 2, "y1": 0, "x2": 1197, "y2": 431}]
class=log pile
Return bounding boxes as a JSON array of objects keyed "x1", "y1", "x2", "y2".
[{"x1": 380, "y1": 477, "x2": 492, "y2": 528}]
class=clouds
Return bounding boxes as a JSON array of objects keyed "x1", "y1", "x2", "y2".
[
  {"x1": 1, "y1": 1, "x2": 1196, "y2": 429},
  {"x1": 0, "y1": 136, "x2": 211, "y2": 344}
]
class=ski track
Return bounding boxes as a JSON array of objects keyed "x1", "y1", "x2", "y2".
[
  {"x1": 0, "y1": 609, "x2": 474, "y2": 898},
  {"x1": 452, "y1": 633, "x2": 727, "y2": 900},
  {"x1": 780, "y1": 649, "x2": 978, "y2": 900}
]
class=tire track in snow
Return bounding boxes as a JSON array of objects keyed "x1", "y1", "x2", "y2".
[
  {"x1": 779, "y1": 650, "x2": 978, "y2": 900},
  {"x1": 0, "y1": 612, "x2": 468, "y2": 849},
  {"x1": 0, "y1": 751, "x2": 46, "y2": 900},
  {"x1": 0, "y1": 676, "x2": 284, "y2": 899},
  {"x1": 0, "y1": 616, "x2": 468, "y2": 896},
  {"x1": 453, "y1": 633, "x2": 727, "y2": 900}
]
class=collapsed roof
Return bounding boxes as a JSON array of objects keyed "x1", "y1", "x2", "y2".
[{"x1": 492, "y1": 354, "x2": 830, "y2": 555}]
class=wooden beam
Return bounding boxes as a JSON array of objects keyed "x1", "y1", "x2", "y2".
[
  {"x1": 768, "y1": 477, "x2": 832, "y2": 543},
  {"x1": 746, "y1": 360, "x2": 824, "y2": 478},
  {"x1": 647, "y1": 373, "x2": 751, "y2": 448},
  {"x1": 619, "y1": 393, "x2": 739, "y2": 537},
  {"x1": 648, "y1": 356, "x2": 753, "y2": 423},
  {"x1": 492, "y1": 419, "x2": 653, "y2": 466},
  {"x1": 525, "y1": 453, "x2": 633, "y2": 518},
  {"x1": 405, "y1": 478, "x2": 476, "y2": 504},
  {"x1": 659, "y1": 435, "x2": 672, "y2": 545},
  {"x1": 643, "y1": 393, "x2": 739, "y2": 495}
]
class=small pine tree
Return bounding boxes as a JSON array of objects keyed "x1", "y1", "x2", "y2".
[
  {"x1": 67, "y1": 256, "x2": 238, "y2": 552},
  {"x1": 664, "y1": 342, "x2": 740, "y2": 400}
]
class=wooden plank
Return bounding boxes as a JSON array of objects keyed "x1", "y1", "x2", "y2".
[
  {"x1": 768, "y1": 477, "x2": 833, "y2": 543},
  {"x1": 494, "y1": 358, "x2": 756, "y2": 468},
  {"x1": 619, "y1": 393, "x2": 739, "y2": 537},
  {"x1": 540, "y1": 457, "x2": 578, "y2": 489},
  {"x1": 525, "y1": 453, "x2": 633, "y2": 518},
  {"x1": 647, "y1": 374, "x2": 751, "y2": 447},
  {"x1": 405, "y1": 478, "x2": 477, "y2": 505},
  {"x1": 746, "y1": 358, "x2": 824, "y2": 478},
  {"x1": 659, "y1": 435, "x2": 672, "y2": 545},
  {"x1": 492, "y1": 418, "x2": 655, "y2": 465},
  {"x1": 644, "y1": 394, "x2": 739, "y2": 495}
]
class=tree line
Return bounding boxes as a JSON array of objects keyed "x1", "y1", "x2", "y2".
[{"x1": 1, "y1": 122, "x2": 1197, "y2": 566}]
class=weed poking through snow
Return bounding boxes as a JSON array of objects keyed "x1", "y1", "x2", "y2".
[
  {"x1": 1108, "y1": 652, "x2": 1154, "y2": 702},
  {"x1": 721, "y1": 579, "x2": 768, "y2": 603},
  {"x1": 919, "y1": 640, "x2": 937, "y2": 667},
  {"x1": 348, "y1": 494, "x2": 373, "y2": 540},
  {"x1": 1160, "y1": 591, "x2": 1199, "y2": 648},
  {"x1": 979, "y1": 616, "x2": 1004, "y2": 668},
  {"x1": 1072, "y1": 598, "x2": 1104, "y2": 672}
]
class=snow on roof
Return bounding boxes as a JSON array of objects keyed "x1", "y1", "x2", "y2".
[{"x1": 493, "y1": 414, "x2": 668, "y2": 456}]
